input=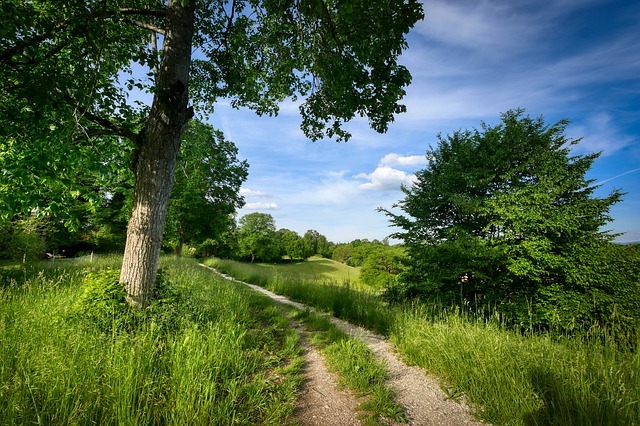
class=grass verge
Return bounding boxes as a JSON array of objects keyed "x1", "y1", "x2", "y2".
[
  {"x1": 204, "y1": 257, "x2": 392, "y2": 335},
  {"x1": 393, "y1": 306, "x2": 640, "y2": 425}
]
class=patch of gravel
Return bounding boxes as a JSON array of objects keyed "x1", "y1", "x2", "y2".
[
  {"x1": 332, "y1": 320, "x2": 482, "y2": 425},
  {"x1": 293, "y1": 334, "x2": 363, "y2": 426},
  {"x1": 202, "y1": 266, "x2": 484, "y2": 425}
]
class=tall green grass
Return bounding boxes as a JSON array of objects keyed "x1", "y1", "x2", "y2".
[
  {"x1": 206, "y1": 257, "x2": 640, "y2": 425},
  {"x1": 260, "y1": 256, "x2": 361, "y2": 284},
  {"x1": 0, "y1": 257, "x2": 303, "y2": 425},
  {"x1": 393, "y1": 305, "x2": 640, "y2": 425}
]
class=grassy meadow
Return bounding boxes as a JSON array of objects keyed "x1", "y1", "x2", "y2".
[
  {"x1": 0, "y1": 256, "x2": 304, "y2": 425},
  {"x1": 0, "y1": 256, "x2": 408, "y2": 426},
  {"x1": 206, "y1": 257, "x2": 640, "y2": 426},
  {"x1": 206, "y1": 257, "x2": 391, "y2": 335},
  {"x1": 2, "y1": 254, "x2": 638, "y2": 425},
  {"x1": 244, "y1": 256, "x2": 361, "y2": 286}
]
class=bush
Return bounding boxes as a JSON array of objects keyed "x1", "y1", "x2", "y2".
[
  {"x1": 68, "y1": 268, "x2": 129, "y2": 332},
  {"x1": 67, "y1": 267, "x2": 192, "y2": 334},
  {"x1": 7, "y1": 217, "x2": 47, "y2": 261},
  {"x1": 360, "y1": 246, "x2": 406, "y2": 288}
]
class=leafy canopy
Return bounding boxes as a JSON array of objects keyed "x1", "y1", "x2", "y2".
[
  {"x1": 164, "y1": 120, "x2": 248, "y2": 253},
  {"x1": 1, "y1": 0, "x2": 423, "y2": 224},
  {"x1": 236, "y1": 212, "x2": 280, "y2": 262}
]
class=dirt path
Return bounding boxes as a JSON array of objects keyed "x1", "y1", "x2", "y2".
[
  {"x1": 203, "y1": 266, "x2": 483, "y2": 425},
  {"x1": 293, "y1": 330, "x2": 363, "y2": 425}
]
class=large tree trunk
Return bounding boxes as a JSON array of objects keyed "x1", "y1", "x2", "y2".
[{"x1": 120, "y1": 1, "x2": 195, "y2": 308}]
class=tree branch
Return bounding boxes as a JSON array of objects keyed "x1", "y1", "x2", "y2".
[
  {"x1": 57, "y1": 89, "x2": 139, "y2": 142},
  {"x1": 1, "y1": 7, "x2": 167, "y2": 63},
  {"x1": 4, "y1": 39, "x2": 71, "y2": 66},
  {"x1": 319, "y1": 0, "x2": 344, "y2": 52},
  {"x1": 118, "y1": 8, "x2": 167, "y2": 18},
  {"x1": 78, "y1": 109, "x2": 139, "y2": 141},
  {"x1": 122, "y1": 18, "x2": 166, "y2": 35},
  {"x1": 0, "y1": 22, "x2": 68, "y2": 63}
]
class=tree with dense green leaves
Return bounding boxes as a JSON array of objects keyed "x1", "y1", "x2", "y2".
[
  {"x1": 332, "y1": 239, "x2": 385, "y2": 266},
  {"x1": 316, "y1": 234, "x2": 334, "y2": 258},
  {"x1": 237, "y1": 212, "x2": 279, "y2": 262},
  {"x1": 164, "y1": 120, "x2": 248, "y2": 256},
  {"x1": 301, "y1": 229, "x2": 321, "y2": 259},
  {"x1": 1, "y1": 0, "x2": 423, "y2": 306},
  {"x1": 384, "y1": 110, "x2": 629, "y2": 330},
  {"x1": 276, "y1": 228, "x2": 305, "y2": 261},
  {"x1": 359, "y1": 245, "x2": 406, "y2": 289}
]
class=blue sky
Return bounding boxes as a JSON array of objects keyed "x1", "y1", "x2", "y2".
[{"x1": 206, "y1": 0, "x2": 640, "y2": 244}]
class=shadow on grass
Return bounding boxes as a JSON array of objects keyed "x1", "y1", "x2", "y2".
[{"x1": 525, "y1": 367, "x2": 632, "y2": 426}]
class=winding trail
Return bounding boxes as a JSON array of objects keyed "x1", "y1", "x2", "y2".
[{"x1": 201, "y1": 265, "x2": 483, "y2": 425}]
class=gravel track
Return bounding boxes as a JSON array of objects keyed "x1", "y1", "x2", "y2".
[{"x1": 201, "y1": 265, "x2": 484, "y2": 425}]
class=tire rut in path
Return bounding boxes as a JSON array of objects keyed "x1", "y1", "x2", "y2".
[
  {"x1": 202, "y1": 266, "x2": 484, "y2": 425},
  {"x1": 293, "y1": 329, "x2": 362, "y2": 426}
]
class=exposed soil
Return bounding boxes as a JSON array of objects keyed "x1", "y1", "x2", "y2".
[
  {"x1": 332, "y1": 320, "x2": 482, "y2": 425},
  {"x1": 203, "y1": 266, "x2": 484, "y2": 425},
  {"x1": 293, "y1": 331, "x2": 363, "y2": 426}
]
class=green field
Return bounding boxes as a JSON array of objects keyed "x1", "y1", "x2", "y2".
[
  {"x1": 2, "y1": 256, "x2": 638, "y2": 425},
  {"x1": 0, "y1": 257, "x2": 304, "y2": 425},
  {"x1": 0, "y1": 256, "x2": 406, "y2": 425},
  {"x1": 256, "y1": 256, "x2": 361, "y2": 285}
]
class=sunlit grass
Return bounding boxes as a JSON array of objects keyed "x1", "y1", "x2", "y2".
[
  {"x1": 211, "y1": 256, "x2": 362, "y2": 287},
  {"x1": 393, "y1": 305, "x2": 640, "y2": 425},
  {"x1": 205, "y1": 257, "x2": 392, "y2": 335},
  {"x1": 0, "y1": 256, "x2": 304, "y2": 425},
  {"x1": 270, "y1": 256, "x2": 360, "y2": 283},
  {"x1": 208, "y1": 257, "x2": 640, "y2": 425}
]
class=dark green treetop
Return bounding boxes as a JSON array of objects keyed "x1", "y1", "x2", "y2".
[{"x1": 384, "y1": 110, "x2": 627, "y2": 330}]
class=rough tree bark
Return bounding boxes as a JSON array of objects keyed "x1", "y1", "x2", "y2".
[{"x1": 120, "y1": 1, "x2": 195, "y2": 308}]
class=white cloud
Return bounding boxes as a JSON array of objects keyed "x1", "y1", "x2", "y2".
[
  {"x1": 379, "y1": 153, "x2": 427, "y2": 167},
  {"x1": 244, "y1": 202, "x2": 278, "y2": 210},
  {"x1": 240, "y1": 188, "x2": 267, "y2": 197},
  {"x1": 568, "y1": 112, "x2": 638, "y2": 156},
  {"x1": 415, "y1": 0, "x2": 545, "y2": 54},
  {"x1": 356, "y1": 166, "x2": 416, "y2": 191}
]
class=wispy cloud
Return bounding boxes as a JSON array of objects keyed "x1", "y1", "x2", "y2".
[
  {"x1": 380, "y1": 153, "x2": 427, "y2": 167},
  {"x1": 296, "y1": 171, "x2": 361, "y2": 205},
  {"x1": 595, "y1": 167, "x2": 640, "y2": 186},
  {"x1": 416, "y1": 0, "x2": 545, "y2": 54},
  {"x1": 240, "y1": 188, "x2": 267, "y2": 197},
  {"x1": 244, "y1": 202, "x2": 278, "y2": 210},
  {"x1": 568, "y1": 113, "x2": 638, "y2": 156}
]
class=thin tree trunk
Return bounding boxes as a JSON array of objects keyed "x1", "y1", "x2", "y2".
[
  {"x1": 176, "y1": 228, "x2": 185, "y2": 257},
  {"x1": 120, "y1": 1, "x2": 195, "y2": 308}
]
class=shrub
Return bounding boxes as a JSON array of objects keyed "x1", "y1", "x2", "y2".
[{"x1": 68, "y1": 268, "x2": 129, "y2": 332}]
